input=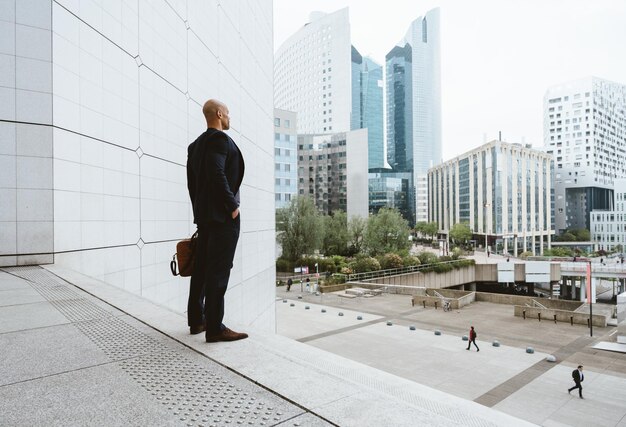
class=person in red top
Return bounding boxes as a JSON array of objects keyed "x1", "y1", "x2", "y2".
[{"x1": 466, "y1": 326, "x2": 479, "y2": 351}]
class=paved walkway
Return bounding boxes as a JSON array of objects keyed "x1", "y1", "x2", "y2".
[
  {"x1": 276, "y1": 286, "x2": 626, "y2": 426},
  {"x1": 0, "y1": 266, "x2": 533, "y2": 427},
  {"x1": 0, "y1": 267, "x2": 323, "y2": 426}
]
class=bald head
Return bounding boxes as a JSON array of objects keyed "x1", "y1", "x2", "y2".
[{"x1": 202, "y1": 99, "x2": 230, "y2": 130}]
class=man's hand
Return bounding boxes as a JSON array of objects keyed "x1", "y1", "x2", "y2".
[{"x1": 231, "y1": 208, "x2": 239, "y2": 219}]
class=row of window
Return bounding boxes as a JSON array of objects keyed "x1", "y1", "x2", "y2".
[
  {"x1": 274, "y1": 163, "x2": 292, "y2": 172},
  {"x1": 274, "y1": 118, "x2": 291, "y2": 128}
]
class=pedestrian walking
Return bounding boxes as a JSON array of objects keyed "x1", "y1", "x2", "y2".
[
  {"x1": 568, "y1": 365, "x2": 584, "y2": 398},
  {"x1": 286, "y1": 278, "x2": 292, "y2": 292},
  {"x1": 466, "y1": 326, "x2": 479, "y2": 351}
]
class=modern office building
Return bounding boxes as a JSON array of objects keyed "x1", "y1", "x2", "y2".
[
  {"x1": 0, "y1": 1, "x2": 276, "y2": 330},
  {"x1": 274, "y1": 8, "x2": 352, "y2": 135},
  {"x1": 428, "y1": 141, "x2": 554, "y2": 256},
  {"x1": 386, "y1": 8, "x2": 441, "y2": 225},
  {"x1": 351, "y1": 47, "x2": 384, "y2": 170},
  {"x1": 297, "y1": 129, "x2": 368, "y2": 219},
  {"x1": 544, "y1": 77, "x2": 626, "y2": 233},
  {"x1": 368, "y1": 169, "x2": 414, "y2": 223},
  {"x1": 591, "y1": 179, "x2": 626, "y2": 252},
  {"x1": 274, "y1": 109, "x2": 297, "y2": 209}
]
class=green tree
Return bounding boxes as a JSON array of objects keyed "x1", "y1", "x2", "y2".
[
  {"x1": 276, "y1": 196, "x2": 324, "y2": 261},
  {"x1": 322, "y1": 210, "x2": 349, "y2": 256},
  {"x1": 449, "y1": 222, "x2": 472, "y2": 246},
  {"x1": 572, "y1": 228, "x2": 590, "y2": 241},
  {"x1": 347, "y1": 215, "x2": 367, "y2": 255},
  {"x1": 415, "y1": 221, "x2": 438, "y2": 241},
  {"x1": 364, "y1": 208, "x2": 411, "y2": 256}
]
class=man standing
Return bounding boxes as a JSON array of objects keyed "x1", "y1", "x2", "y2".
[
  {"x1": 466, "y1": 326, "x2": 479, "y2": 351},
  {"x1": 568, "y1": 365, "x2": 584, "y2": 398},
  {"x1": 186, "y1": 99, "x2": 247, "y2": 343}
]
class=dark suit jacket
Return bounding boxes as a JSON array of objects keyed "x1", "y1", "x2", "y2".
[
  {"x1": 187, "y1": 128, "x2": 245, "y2": 224},
  {"x1": 573, "y1": 369, "x2": 584, "y2": 383}
]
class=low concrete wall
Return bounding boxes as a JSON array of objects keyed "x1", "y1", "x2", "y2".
[
  {"x1": 513, "y1": 305, "x2": 606, "y2": 327},
  {"x1": 475, "y1": 292, "x2": 583, "y2": 310},
  {"x1": 412, "y1": 289, "x2": 476, "y2": 309},
  {"x1": 366, "y1": 266, "x2": 475, "y2": 289}
]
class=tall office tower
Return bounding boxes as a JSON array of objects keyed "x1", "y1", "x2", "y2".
[
  {"x1": 544, "y1": 77, "x2": 626, "y2": 233},
  {"x1": 386, "y1": 8, "x2": 441, "y2": 224},
  {"x1": 275, "y1": 8, "x2": 352, "y2": 134},
  {"x1": 274, "y1": 109, "x2": 298, "y2": 209},
  {"x1": 351, "y1": 47, "x2": 384, "y2": 170}
]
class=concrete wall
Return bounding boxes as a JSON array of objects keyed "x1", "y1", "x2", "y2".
[
  {"x1": 513, "y1": 306, "x2": 606, "y2": 327},
  {"x1": 412, "y1": 289, "x2": 475, "y2": 309},
  {"x1": 475, "y1": 292, "x2": 583, "y2": 310},
  {"x1": 0, "y1": 0, "x2": 276, "y2": 332},
  {"x1": 366, "y1": 266, "x2": 475, "y2": 289},
  {"x1": 346, "y1": 128, "x2": 369, "y2": 219}
]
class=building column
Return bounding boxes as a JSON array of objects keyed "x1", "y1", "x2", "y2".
[
  {"x1": 540, "y1": 234, "x2": 544, "y2": 255},
  {"x1": 514, "y1": 236, "x2": 519, "y2": 257},
  {"x1": 504, "y1": 238, "x2": 508, "y2": 255}
]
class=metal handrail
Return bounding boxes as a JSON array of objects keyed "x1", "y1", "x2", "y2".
[{"x1": 346, "y1": 259, "x2": 471, "y2": 282}]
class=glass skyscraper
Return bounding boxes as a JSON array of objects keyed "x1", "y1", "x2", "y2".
[
  {"x1": 385, "y1": 8, "x2": 441, "y2": 224},
  {"x1": 351, "y1": 47, "x2": 384, "y2": 170}
]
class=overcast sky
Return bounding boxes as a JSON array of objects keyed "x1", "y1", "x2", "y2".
[{"x1": 273, "y1": 0, "x2": 626, "y2": 160}]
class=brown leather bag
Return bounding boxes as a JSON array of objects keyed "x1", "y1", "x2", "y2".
[{"x1": 170, "y1": 231, "x2": 198, "y2": 277}]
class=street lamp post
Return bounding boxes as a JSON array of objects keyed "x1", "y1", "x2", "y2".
[{"x1": 484, "y1": 203, "x2": 491, "y2": 256}]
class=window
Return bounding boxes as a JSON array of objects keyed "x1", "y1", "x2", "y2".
[
  {"x1": 285, "y1": 179, "x2": 291, "y2": 186},
  {"x1": 285, "y1": 164, "x2": 290, "y2": 172},
  {"x1": 274, "y1": 118, "x2": 280, "y2": 127},
  {"x1": 275, "y1": 163, "x2": 280, "y2": 171},
  {"x1": 275, "y1": 193, "x2": 281, "y2": 201},
  {"x1": 275, "y1": 178, "x2": 280, "y2": 186},
  {"x1": 285, "y1": 120, "x2": 290, "y2": 128},
  {"x1": 274, "y1": 148, "x2": 280, "y2": 156}
]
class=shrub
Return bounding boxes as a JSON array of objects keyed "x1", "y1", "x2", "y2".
[
  {"x1": 351, "y1": 256, "x2": 381, "y2": 273},
  {"x1": 276, "y1": 258, "x2": 292, "y2": 272},
  {"x1": 439, "y1": 255, "x2": 452, "y2": 262},
  {"x1": 402, "y1": 255, "x2": 421, "y2": 267},
  {"x1": 340, "y1": 266, "x2": 354, "y2": 275},
  {"x1": 379, "y1": 253, "x2": 404, "y2": 270},
  {"x1": 417, "y1": 251, "x2": 439, "y2": 265},
  {"x1": 519, "y1": 251, "x2": 533, "y2": 260}
]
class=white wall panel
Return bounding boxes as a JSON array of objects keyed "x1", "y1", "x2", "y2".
[{"x1": 2, "y1": 0, "x2": 275, "y2": 331}]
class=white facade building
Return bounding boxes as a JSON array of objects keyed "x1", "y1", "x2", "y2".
[
  {"x1": 274, "y1": 109, "x2": 297, "y2": 209},
  {"x1": 591, "y1": 179, "x2": 626, "y2": 252},
  {"x1": 386, "y1": 8, "x2": 441, "y2": 224},
  {"x1": 0, "y1": 1, "x2": 276, "y2": 331},
  {"x1": 274, "y1": 8, "x2": 351, "y2": 135},
  {"x1": 428, "y1": 141, "x2": 554, "y2": 256},
  {"x1": 544, "y1": 77, "x2": 626, "y2": 233}
]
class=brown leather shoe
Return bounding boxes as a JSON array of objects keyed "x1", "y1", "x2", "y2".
[
  {"x1": 206, "y1": 327, "x2": 248, "y2": 342},
  {"x1": 190, "y1": 324, "x2": 205, "y2": 335}
]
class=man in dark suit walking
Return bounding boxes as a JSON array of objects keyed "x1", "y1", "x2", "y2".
[
  {"x1": 186, "y1": 99, "x2": 247, "y2": 342},
  {"x1": 568, "y1": 365, "x2": 584, "y2": 398}
]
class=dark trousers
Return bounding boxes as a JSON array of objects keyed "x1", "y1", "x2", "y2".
[
  {"x1": 187, "y1": 215, "x2": 240, "y2": 334},
  {"x1": 467, "y1": 337, "x2": 479, "y2": 350},
  {"x1": 568, "y1": 381, "x2": 583, "y2": 397}
]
